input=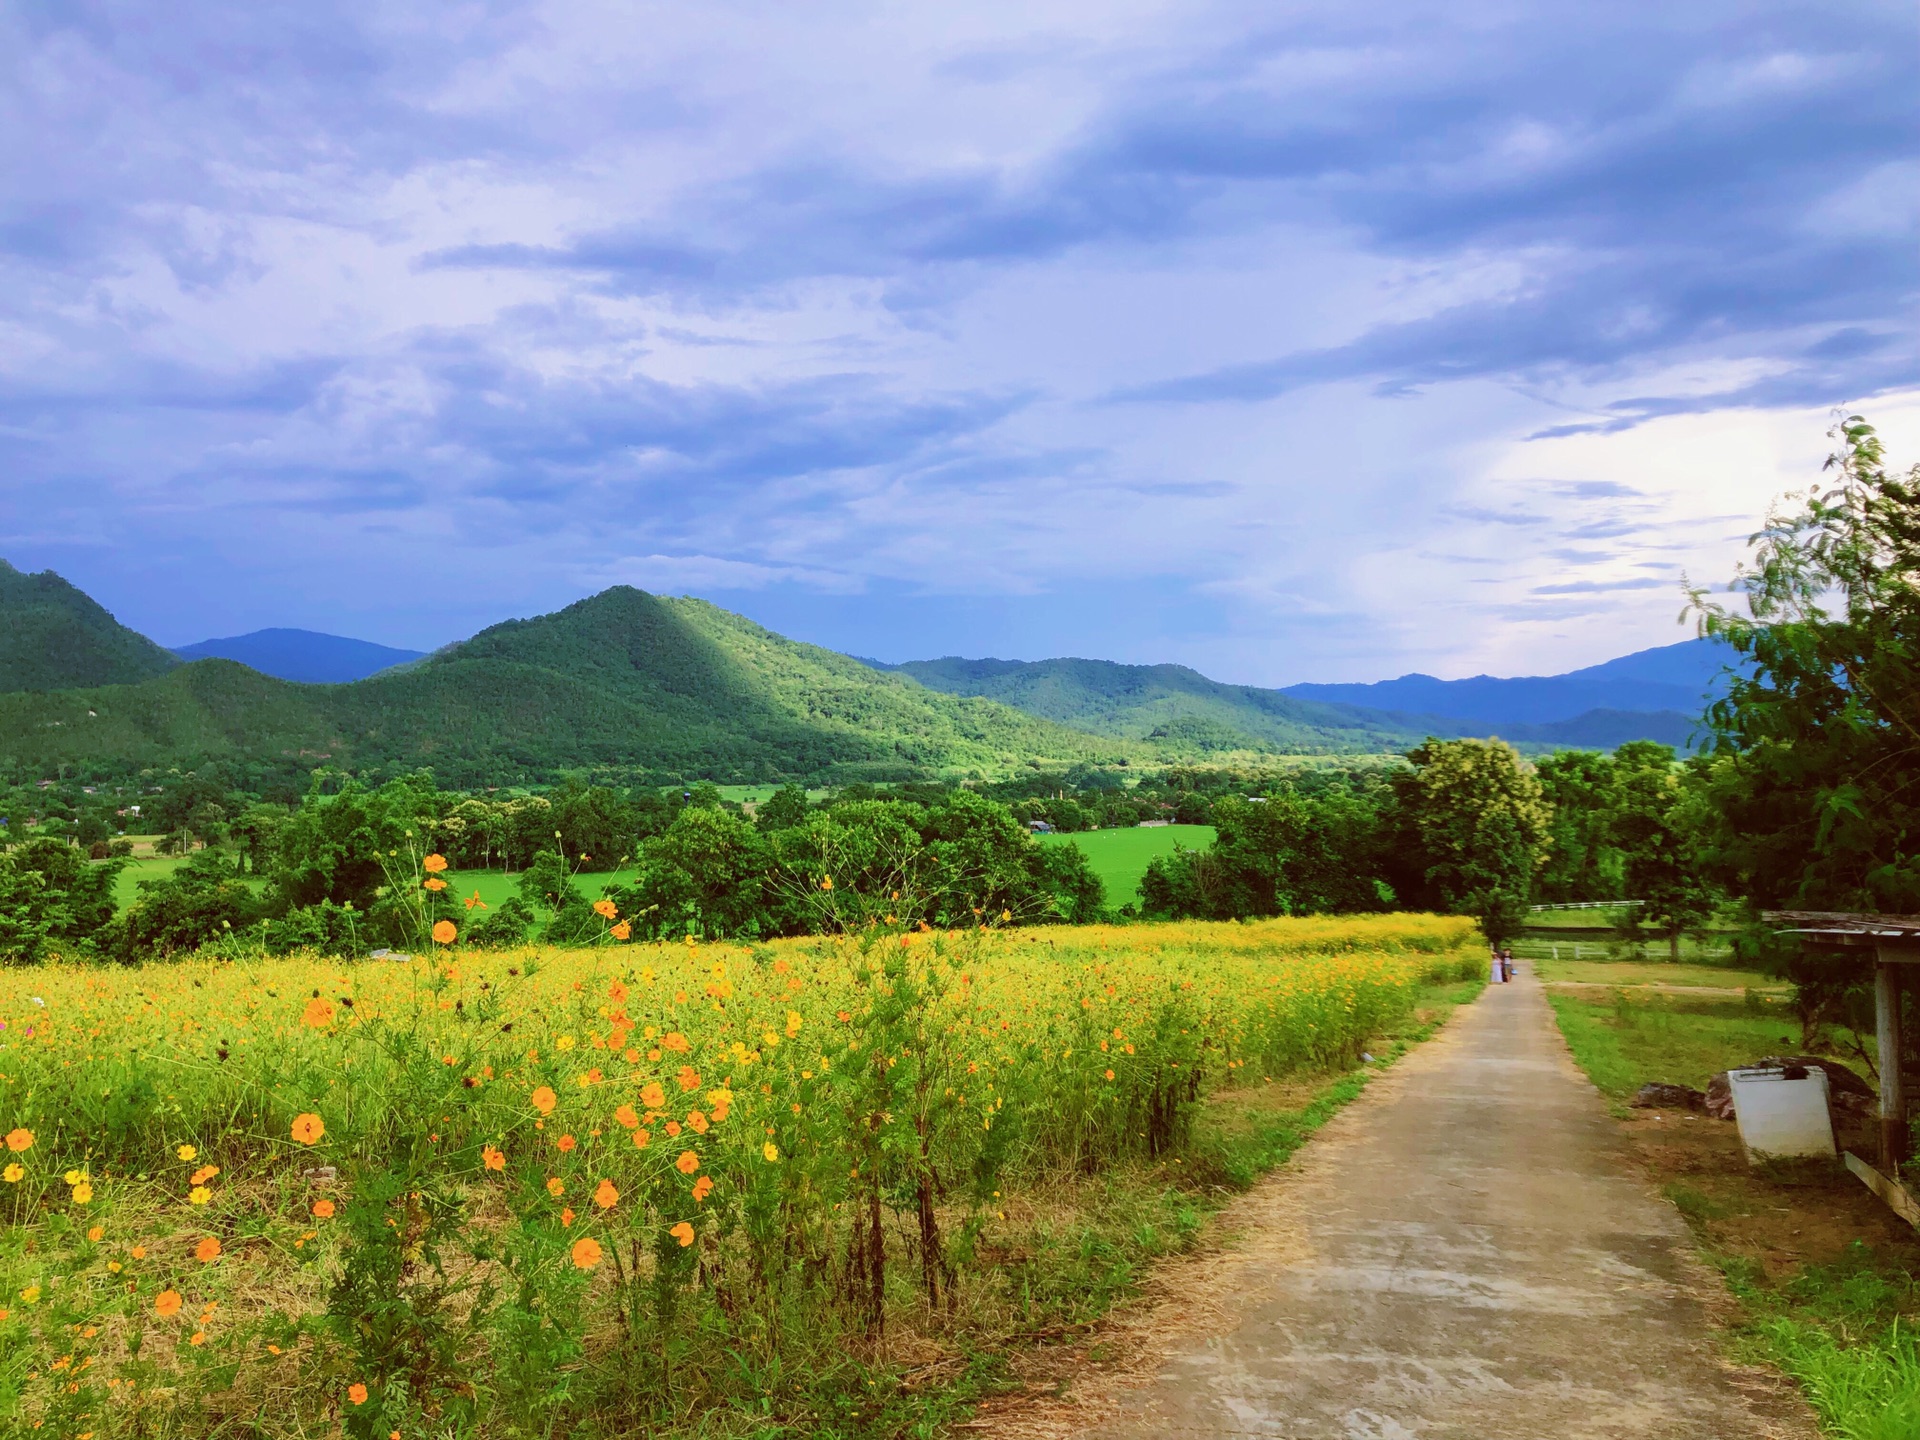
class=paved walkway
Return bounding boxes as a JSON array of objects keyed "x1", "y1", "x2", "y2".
[{"x1": 1082, "y1": 969, "x2": 1814, "y2": 1440}]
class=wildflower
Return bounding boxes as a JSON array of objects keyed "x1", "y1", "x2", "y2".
[
  {"x1": 687, "y1": 1110, "x2": 708, "y2": 1134},
  {"x1": 301, "y1": 998, "x2": 334, "y2": 1028},
  {"x1": 349, "y1": 1382, "x2": 370, "y2": 1405},
  {"x1": 190, "y1": 1165, "x2": 219, "y2": 1185},
  {"x1": 639, "y1": 1082, "x2": 666, "y2": 1109},
  {"x1": 482, "y1": 1145, "x2": 506, "y2": 1171},
  {"x1": 530, "y1": 1086, "x2": 557, "y2": 1116},
  {"x1": 312, "y1": 1199, "x2": 336, "y2": 1219},
  {"x1": 593, "y1": 1178, "x2": 619, "y2": 1209},
  {"x1": 571, "y1": 1236, "x2": 603, "y2": 1269},
  {"x1": 557, "y1": 1134, "x2": 577, "y2": 1153},
  {"x1": 676, "y1": 1065, "x2": 700, "y2": 1092},
  {"x1": 176, "y1": 1144, "x2": 197, "y2": 1161},
  {"x1": 424, "y1": 876, "x2": 447, "y2": 891},
  {"x1": 1105, "y1": 1069, "x2": 1115, "y2": 1081},
  {"x1": 195, "y1": 1237, "x2": 222, "y2": 1263},
  {"x1": 665, "y1": 1120, "x2": 682, "y2": 1137},
  {"x1": 692, "y1": 1175, "x2": 714, "y2": 1202},
  {"x1": 290, "y1": 1113, "x2": 325, "y2": 1145},
  {"x1": 190, "y1": 1187, "x2": 212, "y2": 1205},
  {"x1": 613, "y1": 1104, "x2": 639, "y2": 1129},
  {"x1": 131, "y1": 1246, "x2": 146, "y2": 1259},
  {"x1": 546, "y1": 1176, "x2": 565, "y2": 1197},
  {"x1": 675, "y1": 1150, "x2": 700, "y2": 1175},
  {"x1": 464, "y1": 890, "x2": 486, "y2": 910},
  {"x1": 4, "y1": 1128, "x2": 30, "y2": 1153},
  {"x1": 20, "y1": 1286, "x2": 40, "y2": 1304},
  {"x1": 593, "y1": 898, "x2": 617, "y2": 919},
  {"x1": 610, "y1": 922, "x2": 631, "y2": 940},
  {"x1": 561, "y1": 1205, "x2": 576, "y2": 1225},
  {"x1": 2, "y1": 1164, "x2": 21, "y2": 1184},
  {"x1": 785, "y1": 1011, "x2": 803, "y2": 1037},
  {"x1": 431, "y1": 920, "x2": 457, "y2": 945},
  {"x1": 422, "y1": 854, "x2": 448, "y2": 874},
  {"x1": 663, "y1": 1031, "x2": 691, "y2": 1053},
  {"x1": 65, "y1": 1169, "x2": 85, "y2": 1185},
  {"x1": 71, "y1": 1181, "x2": 93, "y2": 1204},
  {"x1": 820, "y1": 876, "x2": 833, "y2": 891},
  {"x1": 86, "y1": 1225, "x2": 103, "y2": 1242},
  {"x1": 762, "y1": 1141, "x2": 780, "y2": 1163},
  {"x1": 631, "y1": 1129, "x2": 651, "y2": 1149},
  {"x1": 670, "y1": 1221, "x2": 696, "y2": 1247},
  {"x1": 154, "y1": 1290, "x2": 182, "y2": 1318}
]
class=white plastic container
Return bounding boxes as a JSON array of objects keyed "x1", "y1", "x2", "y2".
[{"x1": 1728, "y1": 1066, "x2": 1836, "y2": 1163}]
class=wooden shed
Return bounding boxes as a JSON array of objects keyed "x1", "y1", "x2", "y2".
[{"x1": 1767, "y1": 910, "x2": 1920, "y2": 1225}]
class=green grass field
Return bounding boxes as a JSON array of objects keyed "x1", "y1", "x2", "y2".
[{"x1": 1039, "y1": 823, "x2": 1216, "y2": 909}]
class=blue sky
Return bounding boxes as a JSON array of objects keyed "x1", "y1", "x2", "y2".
[{"x1": 2, "y1": 0, "x2": 1915, "y2": 684}]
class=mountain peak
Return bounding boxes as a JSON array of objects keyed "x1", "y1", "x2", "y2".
[{"x1": 0, "y1": 561, "x2": 180, "y2": 693}]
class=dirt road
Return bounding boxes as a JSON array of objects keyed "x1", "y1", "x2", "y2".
[{"x1": 1061, "y1": 970, "x2": 1815, "y2": 1439}]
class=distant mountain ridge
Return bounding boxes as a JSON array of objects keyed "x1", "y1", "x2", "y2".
[
  {"x1": 171, "y1": 628, "x2": 426, "y2": 684},
  {"x1": 0, "y1": 561, "x2": 180, "y2": 693},
  {"x1": 1280, "y1": 637, "x2": 1740, "y2": 726},
  {"x1": 875, "y1": 640, "x2": 1727, "y2": 753}
]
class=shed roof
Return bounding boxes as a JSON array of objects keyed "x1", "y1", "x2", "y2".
[{"x1": 1765, "y1": 910, "x2": 1920, "y2": 947}]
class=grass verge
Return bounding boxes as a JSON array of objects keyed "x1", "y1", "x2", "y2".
[{"x1": 1547, "y1": 985, "x2": 1920, "y2": 1439}]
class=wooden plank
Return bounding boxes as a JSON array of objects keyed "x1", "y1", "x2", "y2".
[
  {"x1": 1844, "y1": 1150, "x2": 1920, "y2": 1230},
  {"x1": 1878, "y1": 961, "x2": 1907, "y2": 1169}
]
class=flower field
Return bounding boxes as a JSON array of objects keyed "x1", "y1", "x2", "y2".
[{"x1": 0, "y1": 913, "x2": 1479, "y2": 1437}]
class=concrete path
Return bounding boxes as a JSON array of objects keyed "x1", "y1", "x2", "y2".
[{"x1": 1081, "y1": 969, "x2": 1814, "y2": 1440}]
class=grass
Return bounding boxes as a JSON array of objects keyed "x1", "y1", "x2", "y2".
[
  {"x1": 1547, "y1": 982, "x2": 1920, "y2": 1438},
  {"x1": 1038, "y1": 823, "x2": 1216, "y2": 909},
  {"x1": 1547, "y1": 989, "x2": 1814, "y2": 1099},
  {"x1": 1534, "y1": 956, "x2": 1785, "y2": 991}
]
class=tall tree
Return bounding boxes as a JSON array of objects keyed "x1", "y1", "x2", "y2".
[{"x1": 1394, "y1": 738, "x2": 1552, "y2": 945}]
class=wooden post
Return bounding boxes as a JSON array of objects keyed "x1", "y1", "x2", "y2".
[{"x1": 1877, "y1": 957, "x2": 1907, "y2": 1171}]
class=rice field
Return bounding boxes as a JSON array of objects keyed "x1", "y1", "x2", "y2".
[{"x1": 0, "y1": 911, "x2": 1480, "y2": 1438}]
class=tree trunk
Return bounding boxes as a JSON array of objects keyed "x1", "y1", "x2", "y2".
[{"x1": 1669, "y1": 929, "x2": 1680, "y2": 963}]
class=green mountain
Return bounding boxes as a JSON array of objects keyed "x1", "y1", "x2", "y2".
[
  {"x1": 0, "y1": 586, "x2": 1140, "y2": 785},
  {"x1": 878, "y1": 656, "x2": 1425, "y2": 753},
  {"x1": 0, "y1": 561, "x2": 181, "y2": 693}
]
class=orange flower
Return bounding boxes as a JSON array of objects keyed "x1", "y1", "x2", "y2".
[
  {"x1": 691, "y1": 1175, "x2": 713, "y2": 1203},
  {"x1": 4, "y1": 1128, "x2": 31, "y2": 1153},
  {"x1": 195, "y1": 1236, "x2": 222, "y2": 1263},
  {"x1": 639, "y1": 1082, "x2": 666, "y2": 1109},
  {"x1": 312, "y1": 1199, "x2": 336, "y2": 1219},
  {"x1": 632, "y1": 1128, "x2": 651, "y2": 1150},
  {"x1": 593, "y1": 1178, "x2": 619, "y2": 1210},
  {"x1": 530, "y1": 1087, "x2": 557, "y2": 1116},
  {"x1": 613, "y1": 1104, "x2": 639, "y2": 1130},
  {"x1": 301, "y1": 997, "x2": 334, "y2": 1027},
  {"x1": 686, "y1": 1109, "x2": 708, "y2": 1134},
  {"x1": 674, "y1": 1150, "x2": 700, "y2": 1175},
  {"x1": 546, "y1": 1177, "x2": 565, "y2": 1197},
  {"x1": 593, "y1": 898, "x2": 617, "y2": 919},
  {"x1": 86, "y1": 1225, "x2": 103, "y2": 1242},
  {"x1": 290, "y1": 1113, "x2": 325, "y2": 1145},
  {"x1": 431, "y1": 919, "x2": 457, "y2": 945},
  {"x1": 665, "y1": 1120, "x2": 682, "y2": 1137},
  {"x1": 349, "y1": 1382, "x2": 370, "y2": 1405},
  {"x1": 609, "y1": 982, "x2": 628, "y2": 1002},
  {"x1": 675, "y1": 1066, "x2": 700, "y2": 1093},
  {"x1": 610, "y1": 922, "x2": 631, "y2": 941},
  {"x1": 663, "y1": 1032, "x2": 691, "y2": 1054},
  {"x1": 571, "y1": 1236, "x2": 603, "y2": 1270},
  {"x1": 423, "y1": 876, "x2": 448, "y2": 892},
  {"x1": 464, "y1": 890, "x2": 487, "y2": 910},
  {"x1": 670, "y1": 1221, "x2": 695, "y2": 1247},
  {"x1": 154, "y1": 1289, "x2": 183, "y2": 1318},
  {"x1": 482, "y1": 1145, "x2": 506, "y2": 1171},
  {"x1": 1104, "y1": 1069, "x2": 1115, "y2": 1081},
  {"x1": 557, "y1": 1134, "x2": 577, "y2": 1153},
  {"x1": 190, "y1": 1165, "x2": 219, "y2": 1185},
  {"x1": 422, "y1": 853, "x2": 448, "y2": 874}
]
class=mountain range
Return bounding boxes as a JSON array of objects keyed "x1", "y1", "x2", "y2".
[
  {"x1": 0, "y1": 559, "x2": 1728, "y2": 785},
  {"x1": 170, "y1": 629, "x2": 425, "y2": 685}
]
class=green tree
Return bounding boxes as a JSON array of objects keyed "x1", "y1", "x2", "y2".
[
  {"x1": 1532, "y1": 750, "x2": 1626, "y2": 903},
  {"x1": 0, "y1": 837, "x2": 122, "y2": 962},
  {"x1": 1394, "y1": 738, "x2": 1552, "y2": 945},
  {"x1": 1607, "y1": 742, "x2": 1718, "y2": 961},
  {"x1": 118, "y1": 849, "x2": 261, "y2": 960},
  {"x1": 754, "y1": 783, "x2": 811, "y2": 833}
]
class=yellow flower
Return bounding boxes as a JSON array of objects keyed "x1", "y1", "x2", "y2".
[
  {"x1": 762, "y1": 1141, "x2": 779, "y2": 1163},
  {"x1": 2, "y1": 1164, "x2": 22, "y2": 1184},
  {"x1": 189, "y1": 1186, "x2": 212, "y2": 1205},
  {"x1": 20, "y1": 1286, "x2": 41, "y2": 1304},
  {"x1": 176, "y1": 1144, "x2": 197, "y2": 1162},
  {"x1": 71, "y1": 1181, "x2": 93, "y2": 1204}
]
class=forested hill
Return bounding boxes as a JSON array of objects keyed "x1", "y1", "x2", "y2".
[
  {"x1": 879, "y1": 656, "x2": 1426, "y2": 753},
  {"x1": 0, "y1": 585, "x2": 1143, "y2": 785},
  {"x1": 0, "y1": 561, "x2": 181, "y2": 692}
]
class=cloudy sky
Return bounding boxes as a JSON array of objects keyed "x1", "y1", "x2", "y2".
[{"x1": 3, "y1": 0, "x2": 1915, "y2": 684}]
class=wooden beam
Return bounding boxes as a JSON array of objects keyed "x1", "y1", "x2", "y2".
[
  {"x1": 1877, "y1": 957, "x2": 1908, "y2": 1171},
  {"x1": 1845, "y1": 1151, "x2": 1920, "y2": 1230}
]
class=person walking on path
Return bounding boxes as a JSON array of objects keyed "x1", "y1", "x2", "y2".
[{"x1": 1065, "y1": 960, "x2": 1815, "y2": 1440}]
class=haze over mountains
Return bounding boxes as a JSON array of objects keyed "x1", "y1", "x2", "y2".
[{"x1": 0, "y1": 559, "x2": 1725, "y2": 785}]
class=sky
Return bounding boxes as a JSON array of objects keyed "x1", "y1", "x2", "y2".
[{"x1": 2, "y1": 0, "x2": 1915, "y2": 685}]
